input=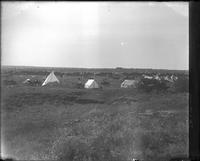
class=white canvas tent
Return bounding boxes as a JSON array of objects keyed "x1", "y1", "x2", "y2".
[
  {"x1": 84, "y1": 79, "x2": 99, "y2": 89},
  {"x1": 121, "y1": 80, "x2": 138, "y2": 88},
  {"x1": 42, "y1": 71, "x2": 60, "y2": 86}
]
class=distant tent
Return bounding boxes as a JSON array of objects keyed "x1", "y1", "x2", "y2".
[
  {"x1": 42, "y1": 71, "x2": 60, "y2": 86},
  {"x1": 142, "y1": 75, "x2": 153, "y2": 79},
  {"x1": 154, "y1": 75, "x2": 161, "y2": 81},
  {"x1": 121, "y1": 80, "x2": 139, "y2": 88},
  {"x1": 84, "y1": 79, "x2": 99, "y2": 89},
  {"x1": 23, "y1": 79, "x2": 31, "y2": 84}
]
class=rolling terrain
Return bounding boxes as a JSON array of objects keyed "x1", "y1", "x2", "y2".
[{"x1": 1, "y1": 66, "x2": 189, "y2": 161}]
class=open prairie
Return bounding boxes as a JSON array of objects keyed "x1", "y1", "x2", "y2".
[{"x1": 1, "y1": 66, "x2": 189, "y2": 161}]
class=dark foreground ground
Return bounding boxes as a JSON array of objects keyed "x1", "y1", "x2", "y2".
[{"x1": 1, "y1": 66, "x2": 189, "y2": 161}]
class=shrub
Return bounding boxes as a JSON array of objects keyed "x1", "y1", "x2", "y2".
[
  {"x1": 174, "y1": 78, "x2": 189, "y2": 93},
  {"x1": 75, "y1": 82, "x2": 84, "y2": 89},
  {"x1": 3, "y1": 80, "x2": 17, "y2": 86},
  {"x1": 101, "y1": 80, "x2": 110, "y2": 86},
  {"x1": 138, "y1": 78, "x2": 169, "y2": 92}
]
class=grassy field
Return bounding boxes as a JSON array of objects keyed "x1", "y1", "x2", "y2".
[{"x1": 1, "y1": 67, "x2": 189, "y2": 161}]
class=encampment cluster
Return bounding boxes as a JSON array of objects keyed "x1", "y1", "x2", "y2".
[{"x1": 19, "y1": 70, "x2": 189, "y2": 92}]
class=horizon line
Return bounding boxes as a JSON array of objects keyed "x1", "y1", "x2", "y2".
[{"x1": 1, "y1": 65, "x2": 189, "y2": 71}]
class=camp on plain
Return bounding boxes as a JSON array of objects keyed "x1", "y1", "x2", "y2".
[{"x1": 1, "y1": 2, "x2": 188, "y2": 161}]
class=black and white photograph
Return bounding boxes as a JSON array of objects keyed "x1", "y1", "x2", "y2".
[{"x1": 1, "y1": 2, "x2": 189, "y2": 161}]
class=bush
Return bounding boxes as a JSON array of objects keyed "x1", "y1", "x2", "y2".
[
  {"x1": 75, "y1": 82, "x2": 84, "y2": 89},
  {"x1": 101, "y1": 80, "x2": 110, "y2": 86},
  {"x1": 138, "y1": 78, "x2": 169, "y2": 92},
  {"x1": 3, "y1": 80, "x2": 17, "y2": 86},
  {"x1": 174, "y1": 78, "x2": 189, "y2": 93}
]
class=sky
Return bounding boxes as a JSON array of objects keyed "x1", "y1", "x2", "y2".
[{"x1": 1, "y1": 2, "x2": 189, "y2": 70}]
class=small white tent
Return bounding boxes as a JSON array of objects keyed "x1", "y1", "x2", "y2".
[
  {"x1": 84, "y1": 79, "x2": 99, "y2": 89},
  {"x1": 121, "y1": 80, "x2": 138, "y2": 88},
  {"x1": 23, "y1": 79, "x2": 31, "y2": 84},
  {"x1": 42, "y1": 71, "x2": 60, "y2": 86}
]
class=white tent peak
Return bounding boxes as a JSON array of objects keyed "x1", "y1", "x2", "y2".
[{"x1": 42, "y1": 71, "x2": 60, "y2": 86}]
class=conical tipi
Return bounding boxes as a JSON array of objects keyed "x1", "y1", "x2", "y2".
[{"x1": 42, "y1": 71, "x2": 60, "y2": 86}]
